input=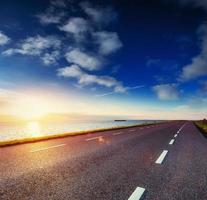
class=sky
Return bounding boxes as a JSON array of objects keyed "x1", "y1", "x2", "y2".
[{"x1": 0, "y1": 0, "x2": 206, "y2": 120}]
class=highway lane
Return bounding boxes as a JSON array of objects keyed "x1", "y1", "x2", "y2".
[
  {"x1": 0, "y1": 121, "x2": 206, "y2": 199},
  {"x1": 0, "y1": 121, "x2": 176, "y2": 180},
  {"x1": 145, "y1": 122, "x2": 207, "y2": 200}
]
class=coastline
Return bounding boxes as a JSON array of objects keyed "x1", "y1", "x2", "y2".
[{"x1": 0, "y1": 122, "x2": 161, "y2": 147}]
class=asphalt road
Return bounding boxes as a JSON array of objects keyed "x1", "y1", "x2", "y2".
[{"x1": 0, "y1": 121, "x2": 207, "y2": 200}]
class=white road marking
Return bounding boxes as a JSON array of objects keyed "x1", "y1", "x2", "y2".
[
  {"x1": 86, "y1": 136, "x2": 103, "y2": 141},
  {"x1": 128, "y1": 187, "x2": 146, "y2": 200},
  {"x1": 129, "y1": 129, "x2": 136, "y2": 132},
  {"x1": 174, "y1": 134, "x2": 178, "y2": 138},
  {"x1": 155, "y1": 150, "x2": 168, "y2": 164},
  {"x1": 177, "y1": 123, "x2": 186, "y2": 133},
  {"x1": 169, "y1": 139, "x2": 175, "y2": 145},
  {"x1": 30, "y1": 144, "x2": 66, "y2": 153},
  {"x1": 113, "y1": 132, "x2": 123, "y2": 136}
]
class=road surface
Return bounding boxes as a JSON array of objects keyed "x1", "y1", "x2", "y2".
[{"x1": 0, "y1": 121, "x2": 207, "y2": 200}]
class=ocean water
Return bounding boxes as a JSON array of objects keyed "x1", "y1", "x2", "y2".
[{"x1": 0, "y1": 120, "x2": 158, "y2": 142}]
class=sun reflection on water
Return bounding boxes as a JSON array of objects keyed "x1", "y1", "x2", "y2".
[{"x1": 26, "y1": 121, "x2": 42, "y2": 137}]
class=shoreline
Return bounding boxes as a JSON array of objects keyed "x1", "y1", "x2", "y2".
[{"x1": 0, "y1": 122, "x2": 161, "y2": 147}]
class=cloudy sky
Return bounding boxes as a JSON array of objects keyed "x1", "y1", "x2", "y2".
[{"x1": 0, "y1": 0, "x2": 206, "y2": 120}]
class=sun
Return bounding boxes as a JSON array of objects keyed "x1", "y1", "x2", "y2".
[{"x1": 26, "y1": 121, "x2": 41, "y2": 137}]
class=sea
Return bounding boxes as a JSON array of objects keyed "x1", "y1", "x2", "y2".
[{"x1": 0, "y1": 119, "x2": 159, "y2": 142}]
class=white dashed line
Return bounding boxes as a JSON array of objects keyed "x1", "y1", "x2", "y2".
[
  {"x1": 169, "y1": 139, "x2": 175, "y2": 145},
  {"x1": 30, "y1": 144, "x2": 66, "y2": 153},
  {"x1": 155, "y1": 150, "x2": 168, "y2": 164},
  {"x1": 86, "y1": 136, "x2": 103, "y2": 141},
  {"x1": 174, "y1": 134, "x2": 178, "y2": 138},
  {"x1": 129, "y1": 129, "x2": 136, "y2": 132},
  {"x1": 177, "y1": 123, "x2": 186, "y2": 133},
  {"x1": 128, "y1": 187, "x2": 146, "y2": 200},
  {"x1": 113, "y1": 132, "x2": 123, "y2": 136}
]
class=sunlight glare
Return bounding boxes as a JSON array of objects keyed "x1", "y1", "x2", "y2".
[{"x1": 26, "y1": 121, "x2": 41, "y2": 137}]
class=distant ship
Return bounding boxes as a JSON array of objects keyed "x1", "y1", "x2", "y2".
[{"x1": 114, "y1": 120, "x2": 127, "y2": 122}]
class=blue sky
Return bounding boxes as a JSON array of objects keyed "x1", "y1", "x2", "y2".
[{"x1": 0, "y1": 0, "x2": 206, "y2": 120}]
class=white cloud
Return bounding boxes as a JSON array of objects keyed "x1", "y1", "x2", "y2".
[
  {"x1": 3, "y1": 35, "x2": 61, "y2": 56},
  {"x1": 65, "y1": 48, "x2": 102, "y2": 71},
  {"x1": 36, "y1": 0, "x2": 66, "y2": 25},
  {"x1": 179, "y1": 24, "x2": 207, "y2": 81},
  {"x1": 36, "y1": 12, "x2": 63, "y2": 25},
  {"x1": 93, "y1": 31, "x2": 123, "y2": 55},
  {"x1": 80, "y1": 1, "x2": 117, "y2": 25},
  {"x1": 41, "y1": 51, "x2": 60, "y2": 65},
  {"x1": 95, "y1": 85, "x2": 144, "y2": 97},
  {"x1": 153, "y1": 84, "x2": 179, "y2": 100},
  {"x1": 58, "y1": 64, "x2": 83, "y2": 77},
  {"x1": 2, "y1": 35, "x2": 61, "y2": 65},
  {"x1": 57, "y1": 65, "x2": 125, "y2": 91},
  {"x1": 0, "y1": 31, "x2": 10, "y2": 46},
  {"x1": 2, "y1": 49, "x2": 13, "y2": 56},
  {"x1": 59, "y1": 17, "x2": 89, "y2": 40},
  {"x1": 180, "y1": 56, "x2": 207, "y2": 80},
  {"x1": 50, "y1": 0, "x2": 67, "y2": 8}
]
